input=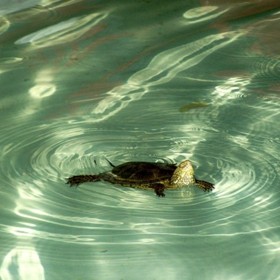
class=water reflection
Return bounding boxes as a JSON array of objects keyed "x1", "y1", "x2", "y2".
[
  {"x1": 0, "y1": 248, "x2": 44, "y2": 280},
  {"x1": 90, "y1": 30, "x2": 243, "y2": 123},
  {"x1": 15, "y1": 12, "x2": 108, "y2": 47},
  {"x1": 1, "y1": 0, "x2": 280, "y2": 279}
]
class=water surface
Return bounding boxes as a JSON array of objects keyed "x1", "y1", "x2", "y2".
[{"x1": 1, "y1": 1, "x2": 280, "y2": 279}]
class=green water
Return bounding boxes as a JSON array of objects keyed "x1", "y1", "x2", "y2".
[{"x1": 0, "y1": 1, "x2": 280, "y2": 279}]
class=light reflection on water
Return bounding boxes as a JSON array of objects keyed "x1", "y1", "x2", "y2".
[{"x1": 1, "y1": 0, "x2": 280, "y2": 279}]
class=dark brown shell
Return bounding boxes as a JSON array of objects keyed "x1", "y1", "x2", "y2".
[{"x1": 111, "y1": 162, "x2": 177, "y2": 182}]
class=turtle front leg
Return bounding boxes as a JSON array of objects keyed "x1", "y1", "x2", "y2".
[
  {"x1": 194, "y1": 178, "x2": 214, "y2": 192},
  {"x1": 152, "y1": 183, "x2": 165, "y2": 197}
]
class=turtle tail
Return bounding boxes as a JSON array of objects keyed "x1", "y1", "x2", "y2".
[
  {"x1": 66, "y1": 175, "x2": 100, "y2": 187},
  {"x1": 105, "y1": 158, "x2": 115, "y2": 168},
  {"x1": 194, "y1": 178, "x2": 214, "y2": 192}
]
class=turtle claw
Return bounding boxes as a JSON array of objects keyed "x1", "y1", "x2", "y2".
[
  {"x1": 66, "y1": 176, "x2": 82, "y2": 187},
  {"x1": 66, "y1": 175, "x2": 100, "y2": 187},
  {"x1": 153, "y1": 183, "x2": 166, "y2": 197},
  {"x1": 157, "y1": 192, "x2": 165, "y2": 197},
  {"x1": 195, "y1": 179, "x2": 215, "y2": 192}
]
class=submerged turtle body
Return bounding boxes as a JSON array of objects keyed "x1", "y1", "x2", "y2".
[{"x1": 67, "y1": 159, "x2": 214, "y2": 197}]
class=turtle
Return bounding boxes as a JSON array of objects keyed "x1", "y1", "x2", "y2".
[{"x1": 66, "y1": 159, "x2": 214, "y2": 197}]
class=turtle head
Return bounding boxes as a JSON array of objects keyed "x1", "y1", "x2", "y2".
[{"x1": 170, "y1": 160, "x2": 195, "y2": 187}]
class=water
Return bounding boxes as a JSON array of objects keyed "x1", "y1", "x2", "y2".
[{"x1": 1, "y1": 0, "x2": 280, "y2": 279}]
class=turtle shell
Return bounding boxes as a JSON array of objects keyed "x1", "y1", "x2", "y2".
[{"x1": 111, "y1": 161, "x2": 177, "y2": 183}]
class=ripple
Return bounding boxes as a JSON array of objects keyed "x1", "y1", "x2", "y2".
[
  {"x1": 2, "y1": 6, "x2": 279, "y2": 252},
  {"x1": 1, "y1": 89, "x2": 280, "y2": 246},
  {"x1": 1, "y1": 1, "x2": 280, "y2": 279},
  {"x1": 1, "y1": 122, "x2": 217, "y2": 218},
  {"x1": 248, "y1": 58, "x2": 279, "y2": 83}
]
